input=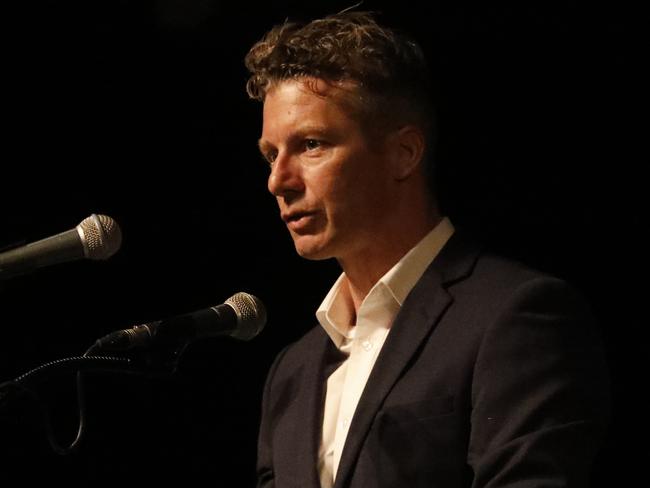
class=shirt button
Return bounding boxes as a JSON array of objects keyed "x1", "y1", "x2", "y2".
[
  {"x1": 361, "y1": 339, "x2": 373, "y2": 351},
  {"x1": 341, "y1": 418, "x2": 349, "y2": 428}
]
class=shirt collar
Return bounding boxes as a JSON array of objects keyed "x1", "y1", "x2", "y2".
[{"x1": 316, "y1": 217, "x2": 455, "y2": 348}]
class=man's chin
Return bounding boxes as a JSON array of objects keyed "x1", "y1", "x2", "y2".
[
  {"x1": 292, "y1": 237, "x2": 332, "y2": 261},
  {"x1": 294, "y1": 246, "x2": 331, "y2": 261}
]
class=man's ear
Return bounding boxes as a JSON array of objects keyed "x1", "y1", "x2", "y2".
[{"x1": 389, "y1": 125, "x2": 426, "y2": 181}]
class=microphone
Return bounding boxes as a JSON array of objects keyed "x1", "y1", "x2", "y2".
[
  {"x1": 0, "y1": 214, "x2": 122, "y2": 279},
  {"x1": 95, "y1": 292, "x2": 267, "y2": 351}
]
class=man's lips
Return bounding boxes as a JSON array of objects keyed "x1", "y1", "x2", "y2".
[
  {"x1": 282, "y1": 210, "x2": 318, "y2": 232},
  {"x1": 282, "y1": 210, "x2": 315, "y2": 222}
]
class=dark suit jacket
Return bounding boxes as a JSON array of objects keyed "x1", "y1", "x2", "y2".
[{"x1": 257, "y1": 233, "x2": 611, "y2": 487}]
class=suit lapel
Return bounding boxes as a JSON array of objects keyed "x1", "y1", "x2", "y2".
[
  {"x1": 293, "y1": 330, "x2": 341, "y2": 487},
  {"x1": 332, "y1": 232, "x2": 481, "y2": 487}
]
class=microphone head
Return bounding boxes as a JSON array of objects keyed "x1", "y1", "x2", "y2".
[
  {"x1": 225, "y1": 292, "x2": 267, "y2": 341},
  {"x1": 77, "y1": 214, "x2": 122, "y2": 260}
]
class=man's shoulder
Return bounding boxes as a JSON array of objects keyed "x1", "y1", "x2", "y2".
[
  {"x1": 474, "y1": 250, "x2": 553, "y2": 283},
  {"x1": 288, "y1": 324, "x2": 328, "y2": 349},
  {"x1": 437, "y1": 230, "x2": 557, "y2": 286},
  {"x1": 271, "y1": 325, "x2": 329, "y2": 370},
  {"x1": 438, "y1": 231, "x2": 588, "y2": 307}
]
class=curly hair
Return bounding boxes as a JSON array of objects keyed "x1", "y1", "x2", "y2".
[{"x1": 244, "y1": 11, "x2": 435, "y2": 144}]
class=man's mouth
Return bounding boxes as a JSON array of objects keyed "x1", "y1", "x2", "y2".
[{"x1": 282, "y1": 210, "x2": 318, "y2": 232}]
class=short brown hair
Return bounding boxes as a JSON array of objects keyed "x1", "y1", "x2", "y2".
[{"x1": 244, "y1": 11, "x2": 435, "y2": 150}]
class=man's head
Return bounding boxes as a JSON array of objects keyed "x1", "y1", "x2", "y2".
[
  {"x1": 246, "y1": 11, "x2": 440, "y2": 268},
  {"x1": 245, "y1": 11, "x2": 435, "y2": 158}
]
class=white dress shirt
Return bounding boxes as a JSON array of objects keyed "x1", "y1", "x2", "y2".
[{"x1": 316, "y1": 217, "x2": 455, "y2": 488}]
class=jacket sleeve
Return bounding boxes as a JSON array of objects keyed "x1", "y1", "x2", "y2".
[{"x1": 468, "y1": 277, "x2": 611, "y2": 487}]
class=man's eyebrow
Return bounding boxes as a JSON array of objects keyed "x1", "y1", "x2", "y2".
[
  {"x1": 257, "y1": 126, "x2": 332, "y2": 154},
  {"x1": 293, "y1": 125, "x2": 330, "y2": 137}
]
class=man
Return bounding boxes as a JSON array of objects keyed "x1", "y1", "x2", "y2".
[{"x1": 245, "y1": 11, "x2": 610, "y2": 488}]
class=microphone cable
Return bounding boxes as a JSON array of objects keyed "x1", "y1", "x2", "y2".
[
  {"x1": 0, "y1": 292, "x2": 267, "y2": 455},
  {"x1": 0, "y1": 346, "x2": 132, "y2": 455}
]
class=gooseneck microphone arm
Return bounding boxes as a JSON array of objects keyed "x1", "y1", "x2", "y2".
[
  {"x1": 0, "y1": 346, "x2": 133, "y2": 455},
  {"x1": 0, "y1": 292, "x2": 267, "y2": 456}
]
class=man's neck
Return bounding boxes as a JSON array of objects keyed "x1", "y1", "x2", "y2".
[{"x1": 340, "y1": 212, "x2": 442, "y2": 313}]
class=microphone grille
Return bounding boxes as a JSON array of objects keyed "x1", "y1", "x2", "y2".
[
  {"x1": 78, "y1": 214, "x2": 123, "y2": 260},
  {"x1": 225, "y1": 292, "x2": 267, "y2": 341}
]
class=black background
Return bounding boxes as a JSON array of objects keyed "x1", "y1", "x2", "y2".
[{"x1": 0, "y1": 1, "x2": 645, "y2": 486}]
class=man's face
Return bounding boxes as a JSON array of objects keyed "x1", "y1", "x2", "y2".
[{"x1": 259, "y1": 79, "x2": 396, "y2": 263}]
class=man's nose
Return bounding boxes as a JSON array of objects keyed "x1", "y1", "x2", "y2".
[{"x1": 267, "y1": 154, "x2": 304, "y2": 197}]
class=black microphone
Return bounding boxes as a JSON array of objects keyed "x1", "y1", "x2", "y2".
[
  {"x1": 95, "y1": 292, "x2": 267, "y2": 351},
  {"x1": 0, "y1": 214, "x2": 122, "y2": 279}
]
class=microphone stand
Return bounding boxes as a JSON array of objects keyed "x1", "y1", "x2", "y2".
[{"x1": 0, "y1": 340, "x2": 190, "y2": 456}]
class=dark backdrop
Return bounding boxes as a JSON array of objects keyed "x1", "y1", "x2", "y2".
[{"x1": 1, "y1": 1, "x2": 645, "y2": 486}]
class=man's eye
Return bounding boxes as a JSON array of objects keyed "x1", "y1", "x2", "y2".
[
  {"x1": 305, "y1": 139, "x2": 321, "y2": 151},
  {"x1": 265, "y1": 151, "x2": 277, "y2": 164}
]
